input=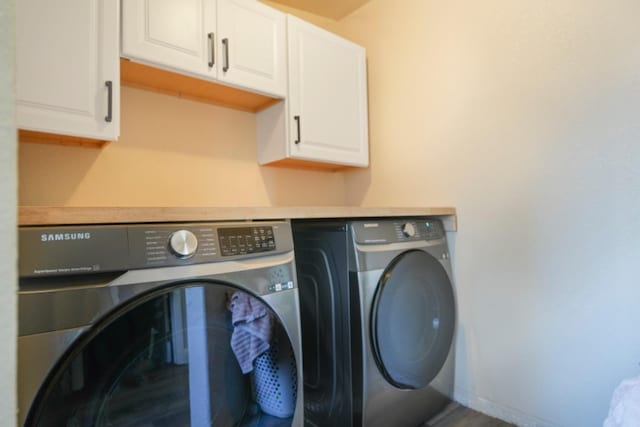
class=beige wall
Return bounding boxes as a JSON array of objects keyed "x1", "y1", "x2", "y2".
[
  {"x1": 338, "y1": 0, "x2": 640, "y2": 426},
  {"x1": 19, "y1": 86, "x2": 348, "y2": 206}
]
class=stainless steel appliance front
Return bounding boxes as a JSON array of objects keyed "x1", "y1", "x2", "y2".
[{"x1": 19, "y1": 221, "x2": 303, "y2": 427}]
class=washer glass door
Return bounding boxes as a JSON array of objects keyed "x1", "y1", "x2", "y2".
[
  {"x1": 371, "y1": 250, "x2": 455, "y2": 389},
  {"x1": 27, "y1": 283, "x2": 297, "y2": 427}
]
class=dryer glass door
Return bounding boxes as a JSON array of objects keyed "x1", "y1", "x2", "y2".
[
  {"x1": 26, "y1": 282, "x2": 297, "y2": 427},
  {"x1": 371, "y1": 250, "x2": 455, "y2": 389}
]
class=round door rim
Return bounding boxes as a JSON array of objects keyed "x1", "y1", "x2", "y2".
[{"x1": 25, "y1": 279, "x2": 284, "y2": 426}]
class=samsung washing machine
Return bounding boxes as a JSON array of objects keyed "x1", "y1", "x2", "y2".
[
  {"x1": 293, "y1": 217, "x2": 456, "y2": 427},
  {"x1": 18, "y1": 220, "x2": 303, "y2": 427}
]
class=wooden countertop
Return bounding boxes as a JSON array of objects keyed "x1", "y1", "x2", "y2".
[{"x1": 18, "y1": 206, "x2": 457, "y2": 231}]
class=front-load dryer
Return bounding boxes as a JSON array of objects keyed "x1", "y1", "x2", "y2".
[
  {"x1": 293, "y1": 217, "x2": 455, "y2": 427},
  {"x1": 351, "y1": 218, "x2": 456, "y2": 426},
  {"x1": 18, "y1": 220, "x2": 303, "y2": 427}
]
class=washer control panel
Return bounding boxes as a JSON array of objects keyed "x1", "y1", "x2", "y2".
[
  {"x1": 218, "y1": 226, "x2": 275, "y2": 256},
  {"x1": 18, "y1": 221, "x2": 294, "y2": 277},
  {"x1": 128, "y1": 222, "x2": 291, "y2": 269},
  {"x1": 135, "y1": 225, "x2": 217, "y2": 265}
]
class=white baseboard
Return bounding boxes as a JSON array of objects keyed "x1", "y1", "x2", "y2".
[{"x1": 454, "y1": 388, "x2": 561, "y2": 427}]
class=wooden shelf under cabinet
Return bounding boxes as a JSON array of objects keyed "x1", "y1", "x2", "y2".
[
  {"x1": 119, "y1": 59, "x2": 281, "y2": 113},
  {"x1": 18, "y1": 130, "x2": 108, "y2": 148}
]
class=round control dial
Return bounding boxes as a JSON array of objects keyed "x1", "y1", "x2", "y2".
[
  {"x1": 169, "y1": 230, "x2": 198, "y2": 258},
  {"x1": 401, "y1": 222, "x2": 416, "y2": 238}
]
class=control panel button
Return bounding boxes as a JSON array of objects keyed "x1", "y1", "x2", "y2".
[
  {"x1": 169, "y1": 230, "x2": 198, "y2": 258},
  {"x1": 401, "y1": 222, "x2": 416, "y2": 238}
]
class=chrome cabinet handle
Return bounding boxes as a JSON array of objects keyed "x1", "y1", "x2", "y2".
[
  {"x1": 208, "y1": 32, "x2": 215, "y2": 67},
  {"x1": 105, "y1": 81, "x2": 113, "y2": 123},
  {"x1": 294, "y1": 115, "x2": 301, "y2": 144},
  {"x1": 222, "y1": 38, "x2": 229, "y2": 72}
]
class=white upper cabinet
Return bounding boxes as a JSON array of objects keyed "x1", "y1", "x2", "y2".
[
  {"x1": 121, "y1": 0, "x2": 286, "y2": 97},
  {"x1": 121, "y1": 0, "x2": 217, "y2": 80},
  {"x1": 288, "y1": 15, "x2": 368, "y2": 166},
  {"x1": 258, "y1": 15, "x2": 369, "y2": 168},
  {"x1": 16, "y1": 0, "x2": 120, "y2": 141},
  {"x1": 216, "y1": 0, "x2": 286, "y2": 97}
]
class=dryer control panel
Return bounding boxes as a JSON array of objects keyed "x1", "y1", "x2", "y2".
[{"x1": 352, "y1": 218, "x2": 445, "y2": 244}]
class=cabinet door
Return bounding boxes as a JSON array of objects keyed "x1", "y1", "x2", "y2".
[
  {"x1": 16, "y1": 0, "x2": 119, "y2": 140},
  {"x1": 122, "y1": 0, "x2": 216, "y2": 80},
  {"x1": 287, "y1": 15, "x2": 369, "y2": 167},
  {"x1": 217, "y1": 0, "x2": 286, "y2": 97}
]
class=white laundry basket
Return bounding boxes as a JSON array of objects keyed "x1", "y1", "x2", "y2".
[
  {"x1": 251, "y1": 327, "x2": 298, "y2": 418},
  {"x1": 604, "y1": 375, "x2": 640, "y2": 427}
]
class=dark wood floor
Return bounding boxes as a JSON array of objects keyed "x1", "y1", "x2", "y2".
[{"x1": 424, "y1": 403, "x2": 516, "y2": 427}]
